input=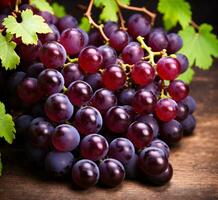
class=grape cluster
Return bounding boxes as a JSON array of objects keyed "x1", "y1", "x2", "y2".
[{"x1": 1, "y1": 5, "x2": 196, "y2": 189}]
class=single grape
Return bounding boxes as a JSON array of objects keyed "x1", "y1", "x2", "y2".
[
  {"x1": 139, "y1": 147, "x2": 168, "y2": 175},
  {"x1": 127, "y1": 121, "x2": 153, "y2": 149},
  {"x1": 66, "y1": 80, "x2": 93, "y2": 106},
  {"x1": 39, "y1": 24, "x2": 60, "y2": 44},
  {"x1": 176, "y1": 101, "x2": 189, "y2": 121},
  {"x1": 80, "y1": 134, "x2": 109, "y2": 161},
  {"x1": 78, "y1": 46, "x2": 103, "y2": 73},
  {"x1": 131, "y1": 61, "x2": 155, "y2": 86},
  {"x1": 57, "y1": 15, "x2": 78, "y2": 32},
  {"x1": 160, "y1": 120, "x2": 183, "y2": 146},
  {"x1": 136, "y1": 114, "x2": 159, "y2": 138},
  {"x1": 17, "y1": 78, "x2": 42, "y2": 104},
  {"x1": 167, "y1": 33, "x2": 183, "y2": 54},
  {"x1": 39, "y1": 41, "x2": 67, "y2": 69},
  {"x1": 15, "y1": 115, "x2": 33, "y2": 138},
  {"x1": 176, "y1": 54, "x2": 189, "y2": 73},
  {"x1": 123, "y1": 105, "x2": 135, "y2": 121},
  {"x1": 45, "y1": 151, "x2": 74, "y2": 177},
  {"x1": 108, "y1": 138, "x2": 135, "y2": 166},
  {"x1": 52, "y1": 124, "x2": 80, "y2": 152},
  {"x1": 168, "y1": 80, "x2": 189, "y2": 101},
  {"x1": 29, "y1": 119, "x2": 54, "y2": 148},
  {"x1": 181, "y1": 96, "x2": 196, "y2": 114},
  {"x1": 156, "y1": 57, "x2": 181, "y2": 80},
  {"x1": 132, "y1": 89, "x2": 157, "y2": 113},
  {"x1": 105, "y1": 106, "x2": 131, "y2": 134},
  {"x1": 118, "y1": 88, "x2": 135, "y2": 106},
  {"x1": 109, "y1": 30, "x2": 129, "y2": 52},
  {"x1": 99, "y1": 158, "x2": 125, "y2": 187},
  {"x1": 38, "y1": 69, "x2": 64, "y2": 96},
  {"x1": 74, "y1": 106, "x2": 103, "y2": 136},
  {"x1": 89, "y1": 88, "x2": 117, "y2": 115},
  {"x1": 148, "y1": 31, "x2": 168, "y2": 51},
  {"x1": 122, "y1": 42, "x2": 144, "y2": 64},
  {"x1": 125, "y1": 154, "x2": 139, "y2": 179},
  {"x1": 149, "y1": 139, "x2": 170, "y2": 158},
  {"x1": 146, "y1": 163, "x2": 173, "y2": 185},
  {"x1": 37, "y1": 10, "x2": 57, "y2": 24},
  {"x1": 83, "y1": 73, "x2": 102, "y2": 91},
  {"x1": 61, "y1": 63, "x2": 84, "y2": 87},
  {"x1": 26, "y1": 63, "x2": 45, "y2": 78},
  {"x1": 98, "y1": 45, "x2": 117, "y2": 67},
  {"x1": 88, "y1": 29, "x2": 104, "y2": 46},
  {"x1": 103, "y1": 21, "x2": 119, "y2": 37},
  {"x1": 45, "y1": 93, "x2": 74, "y2": 123},
  {"x1": 60, "y1": 28, "x2": 88, "y2": 55},
  {"x1": 102, "y1": 64, "x2": 126, "y2": 91},
  {"x1": 141, "y1": 81, "x2": 162, "y2": 98},
  {"x1": 17, "y1": 40, "x2": 42, "y2": 63},
  {"x1": 180, "y1": 114, "x2": 196, "y2": 135},
  {"x1": 127, "y1": 14, "x2": 151, "y2": 38},
  {"x1": 72, "y1": 159, "x2": 99, "y2": 189},
  {"x1": 155, "y1": 98, "x2": 178, "y2": 122}
]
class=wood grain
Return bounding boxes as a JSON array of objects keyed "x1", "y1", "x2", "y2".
[{"x1": 0, "y1": 66, "x2": 218, "y2": 200}]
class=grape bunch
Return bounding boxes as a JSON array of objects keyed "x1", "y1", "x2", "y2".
[{"x1": 1, "y1": 4, "x2": 196, "y2": 189}]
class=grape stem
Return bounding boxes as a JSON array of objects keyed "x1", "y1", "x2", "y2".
[
  {"x1": 67, "y1": 56, "x2": 78, "y2": 63},
  {"x1": 117, "y1": 7, "x2": 126, "y2": 30},
  {"x1": 137, "y1": 36, "x2": 167, "y2": 66},
  {"x1": 85, "y1": 0, "x2": 109, "y2": 42},
  {"x1": 115, "y1": 0, "x2": 156, "y2": 25},
  {"x1": 191, "y1": 20, "x2": 199, "y2": 31}
]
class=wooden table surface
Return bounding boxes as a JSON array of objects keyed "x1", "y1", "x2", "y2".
[{"x1": 0, "y1": 66, "x2": 218, "y2": 200}]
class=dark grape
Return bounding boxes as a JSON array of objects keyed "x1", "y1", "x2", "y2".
[
  {"x1": 176, "y1": 101, "x2": 189, "y2": 121},
  {"x1": 57, "y1": 15, "x2": 78, "y2": 32},
  {"x1": 72, "y1": 159, "x2": 99, "y2": 189},
  {"x1": 149, "y1": 139, "x2": 170, "y2": 158},
  {"x1": 99, "y1": 158, "x2": 125, "y2": 187},
  {"x1": 155, "y1": 98, "x2": 178, "y2": 122},
  {"x1": 109, "y1": 30, "x2": 129, "y2": 52},
  {"x1": 105, "y1": 106, "x2": 131, "y2": 134},
  {"x1": 15, "y1": 115, "x2": 33, "y2": 138},
  {"x1": 176, "y1": 53, "x2": 189, "y2": 73},
  {"x1": 37, "y1": 11, "x2": 57, "y2": 24},
  {"x1": 84, "y1": 73, "x2": 103, "y2": 91},
  {"x1": 131, "y1": 61, "x2": 155, "y2": 86},
  {"x1": 181, "y1": 96, "x2": 196, "y2": 114},
  {"x1": 26, "y1": 63, "x2": 44, "y2": 78},
  {"x1": 39, "y1": 41, "x2": 66, "y2": 69},
  {"x1": 52, "y1": 124, "x2": 80, "y2": 152},
  {"x1": 139, "y1": 147, "x2": 168, "y2": 175},
  {"x1": 148, "y1": 31, "x2": 168, "y2": 51},
  {"x1": 61, "y1": 63, "x2": 84, "y2": 87},
  {"x1": 38, "y1": 69, "x2": 64, "y2": 96},
  {"x1": 80, "y1": 134, "x2": 109, "y2": 161},
  {"x1": 160, "y1": 120, "x2": 183, "y2": 146},
  {"x1": 125, "y1": 154, "x2": 138, "y2": 179},
  {"x1": 66, "y1": 80, "x2": 93, "y2": 106},
  {"x1": 88, "y1": 29, "x2": 104, "y2": 46},
  {"x1": 103, "y1": 21, "x2": 119, "y2": 37},
  {"x1": 127, "y1": 121, "x2": 153, "y2": 149},
  {"x1": 118, "y1": 88, "x2": 135, "y2": 105},
  {"x1": 45, "y1": 93, "x2": 74, "y2": 123},
  {"x1": 78, "y1": 46, "x2": 103, "y2": 73},
  {"x1": 39, "y1": 24, "x2": 60, "y2": 44},
  {"x1": 45, "y1": 151, "x2": 74, "y2": 177},
  {"x1": 98, "y1": 45, "x2": 117, "y2": 67},
  {"x1": 127, "y1": 14, "x2": 151, "y2": 38},
  {"x1": 180, "y1": 114, "x2": 196, "y2": 135},
  {"x1": 89, "y1": 88, "x2": 117, "y2": 115},
  {"x1": 74, "y1": 106, "x2": 103, "y2": 136},
  {"x1": 167, "y1": 33, "x2": 183, "y2": 54},
  {"x1": 122, "y1": 42, "x2": 144, "y2": 64}
]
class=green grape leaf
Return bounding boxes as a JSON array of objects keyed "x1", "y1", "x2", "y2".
[
  {"x1": 51, "y1": 2, "x2": 66, "y2": 18},
  {"x1": 178, "y1": 67, "x2": 195, "y2": 83},
  {"x1": 79, "y1": 17, "x2": 91, "y2": 32},
  {"x1": 158, "y1": 0, "x2": 191, "y2": 30},
  {"x1": 0, "y1": 102, "x2": 16, "y2": 144},
  {"x1": 0, "y1": 33, "x2": 20, "y2": 70},
  {"x1": 94, "y1": 0, "x2": 130, "y2": 22},
  {"x1": 30, "y1": 0, "x2": 54, "y2": 14},
  {"x1": 179, "y1": 24, "x2": 218, "y2": 69},
  {"x1": 0, "y1": 153, "x2": 2, "y2": 176},
  {"x1": 3, "y1": 9, "x2": 52, "y2": 45}
]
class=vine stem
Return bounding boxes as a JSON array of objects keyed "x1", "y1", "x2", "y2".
[
  {"x1": 137, "y1": 36, "x2": 167, "y2": 66},
  {"x1": 117, "y1": 7, "x2": 126, "y2": 30},
  {"x1": 115, "y1": 0, "x2": 156, "y2": 25},
  {"x1": 85, "y1": 0, "x2": 109, "y2": 42},
  {"x1": 191, "y1": 20, "x2": 199, "y2": 31}
]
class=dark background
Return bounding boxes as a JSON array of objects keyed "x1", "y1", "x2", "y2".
[{"x1": 54, "y1": 0, "x2": 218, "y2": 34}]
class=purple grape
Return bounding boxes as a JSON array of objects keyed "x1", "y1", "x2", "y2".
[
  {"x1": 176, "y1": 101, "x2": 189, "y2": 121},
  {"x1": 38, "y1": 69, "x2": 64, "y2": 96},
  {"x1": 180, "y1": 114, "x2": 196, "y2": 135},
  {"x1": 84, "y1": 73, "x2": 103, "y2": 91},
  {"x1": 149, "y1": 139, "x2": 170, "y2": 158},
  {"x1": 176, "y1": 53, "x2": 189, "y2": 73},
  {"x1": 88, "y1": 29, "x2": 104, "y2": 46},
  {"x1": 52, "y1": 124, "x2": 80, "y2": 152},
  {"x1": 125, "y1": 154, "x2": 138, "y2": 179},
  {"x1": 45, "y1": 93, "x2": 74, "y2": 123},
  {"x1": 57, "y1": 15, "x2": 78, "y2": 32},
  {"x1": 45, "y1": 151, "x2": 74, "y2": 177},
  {"x1": 99, "y1": 158, "x2": 125, "y2": 187},
  {"x1": 39, "y1": 24, "x2": 60, "y2": 44},
  {"x1": 148, "y1": 30, "x2": 168, "y2": 51},
  {"x1": 74, "y1": 106, "x2": 103, "y2": 136},
  {"x1": 15, "y1": 115, "x2": 33, "y2": 138},
  {"x1": 80, "y1": 134, "x2": 109, "y2": 161},
  {"x1": 72, "y1": 159, "x2": 99, "y2": 189},
  {"x1": 37, "y1": 11, "x2": 57, "y2": 24},
  {"x1": 98, "y1": 45, "x2": 117, "y2": 67},
  {"x1": 181, "y1": 96, "x2": 196, "y2": 114},
  {"x1": 103, "y1": 21, "x2": 119, "y2": 37},
  {"x1": 26, "y1": 63, "x2": 45, "y2": 78},
  {"x1": 167, "y1": 33, "x2": 183, "y2": 54},
  {"x1": 118, "y1": 88, "x2": 136, "y2": 106}
]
